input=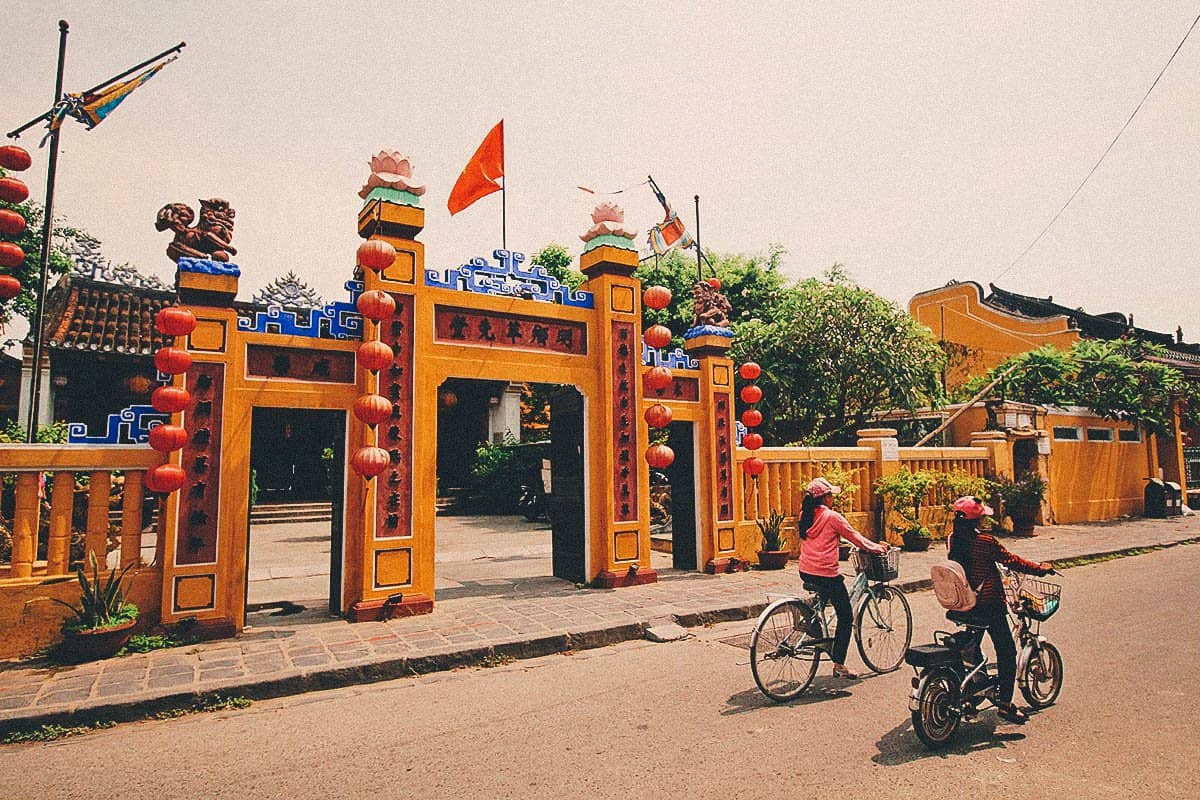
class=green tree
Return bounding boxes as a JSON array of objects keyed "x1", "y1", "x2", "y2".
[
  {"x1": 731, "y1": 267, "x2": 946, "y2": 445},
  {"x1": 530, "y1": 243, "x2": 584, "y2": 290}
]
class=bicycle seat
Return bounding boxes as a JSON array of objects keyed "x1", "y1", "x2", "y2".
[
  {"x1": 802, "y1": 582, "x2": 822, "y2": 594},
  {"x1": 946, "y1": 610, "x2": 988, "y2": 627}
]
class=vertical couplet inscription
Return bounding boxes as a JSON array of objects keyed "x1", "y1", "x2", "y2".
[
  {"x1": 714, "y1": 391, "x2": 733, "y2": 521},
  {"x1": 376, "y1": 294, "x2": 415, "y2": 538},
  {"x1": 611, "y1": 321, "x2": 639, "y2": 522},
  {"x1": 176, "y1": 363, "x2": 224, "y2": 564}
]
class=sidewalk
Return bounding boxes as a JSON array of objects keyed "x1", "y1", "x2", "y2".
[{"x1": 2, "y1": 515, "x2": 1197, "y2": 736}]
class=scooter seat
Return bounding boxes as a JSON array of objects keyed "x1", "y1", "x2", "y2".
[
  {"x1": 904, "y1": 644, "x2": 959, "y2": 668},
  {"x1": 946, "y1": 610, "x2": 988, "y2": 627}
]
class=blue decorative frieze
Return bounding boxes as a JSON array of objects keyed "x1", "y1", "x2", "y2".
[
  {"x1": 425, "y1": 249, "x2": 594, "y2": 308},
  {"x1": 236, "y1": 279, "x2": 364, "y2": 340},
  {"x1": 178, "y1": 257, "x2": 241, "y2": 277},
  {"x1": 68, "y1": 405, "x2": 169, "y2": 445},
  {"x1": 735, "y1": 420, "x2": 747, "y2": 447},
  {"x1": 642, "y1": 342, "x2": 698, "y2": 370},
  {"x1": 684, "y1": 324, "x2": 734, "y2": 339}
]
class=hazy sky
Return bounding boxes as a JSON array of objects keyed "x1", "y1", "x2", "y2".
[{"x1": 3, "y1": 2, "x2": 1198, "y2": 339}]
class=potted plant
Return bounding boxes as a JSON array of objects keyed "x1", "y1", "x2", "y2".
[
  {"x1": 874, "y1": 467, "x2": 937, "y2": 551},
  {"x1": 49, "y1": 553, "x2": 140, "y2": 662},
  {"x1": 994, "y1": 473, "x2": 1047, "y2": 536},
  {"x1": 755, "y1": 510, "x2": 790, "y2": 569},
  {"x1": 899, "y1": 522, "x2": 933, "y2": 552}
]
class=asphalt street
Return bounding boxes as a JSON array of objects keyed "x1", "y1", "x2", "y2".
[{"x1": 3, "y1": 542, "x2": 1197, "y2": 799}]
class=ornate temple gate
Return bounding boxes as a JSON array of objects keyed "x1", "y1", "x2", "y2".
[{"x1": 152, "y1": 154, "x2": 742, "y2": 634}]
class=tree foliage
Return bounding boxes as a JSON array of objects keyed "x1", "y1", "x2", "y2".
[{"x1": 530, "y1": 243, "x2": 584, "y2": 290}]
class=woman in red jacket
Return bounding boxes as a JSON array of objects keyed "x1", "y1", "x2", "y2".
[{"x1": 797, "y1": 477, "x2": 888, "y2": 679}]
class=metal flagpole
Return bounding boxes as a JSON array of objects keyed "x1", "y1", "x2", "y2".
[
  {"x1": 693, "y1": 195, "x2": 702, "y2": 283},
  {"x1": 501, "y1": 176, "x2": 506, "y2": 251},
  {"x1": 25, "y1": 19, "x2": 70, "y2": 444}
]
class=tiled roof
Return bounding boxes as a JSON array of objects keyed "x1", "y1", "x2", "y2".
[{"x1": 43, "y1": 276, "x2": 177, "y2": 355}]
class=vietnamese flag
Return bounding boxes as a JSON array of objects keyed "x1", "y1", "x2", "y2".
[{"x1": 447, "y1": 120, "x2": 504, "y2": 215}]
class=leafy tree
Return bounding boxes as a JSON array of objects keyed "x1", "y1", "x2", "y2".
[
  {"x1": 0, "y1": 165, "x2": 89, "y2": 326},
  {"x1": 530, "y1": 243, "x2": 584, "y2": 290},
  {"x1": 731, "y1": 267, "x2": 946, "y2": 445}
]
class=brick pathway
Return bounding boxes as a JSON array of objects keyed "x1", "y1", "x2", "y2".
[{"x1": 2, "y1": 514, "x2": 1196, "y2": 735}]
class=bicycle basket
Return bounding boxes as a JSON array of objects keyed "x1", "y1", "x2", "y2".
[
  {"x1": 1002, "y1": 573, "x2": 1061, "y2": 621},
  {"x1": 854, "y1": 548, "x2": 899, "y2": 582}
]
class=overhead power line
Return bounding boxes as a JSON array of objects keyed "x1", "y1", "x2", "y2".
[{"x1": 993, "y1": 11, "x2": 1200, "y2": 284}]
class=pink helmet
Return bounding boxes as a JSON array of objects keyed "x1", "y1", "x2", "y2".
[
  {"x1": 806, "y1": 477, "x2": 842, "y2": 498},
  {"x1": 952, "y1": 495, "x2": 994, "y2": 520}
]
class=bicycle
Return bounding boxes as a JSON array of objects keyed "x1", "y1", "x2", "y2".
[
  {"x1": 750, "y1": 547, "x2": 913, "y2": 702},
  {"x1": 906, "y1": 567, "x2": 1063, "y2": 748}
]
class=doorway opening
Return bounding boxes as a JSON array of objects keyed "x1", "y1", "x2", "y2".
[
  {"x1": 433, "y1": 379, "x2": 587, "y2": 599},
  {"x1": 648, "y1": 422, "x2": 698, "y2": 571},
  {"x1": 246, "y1": 408, "x2": 346, "y2": 616}
]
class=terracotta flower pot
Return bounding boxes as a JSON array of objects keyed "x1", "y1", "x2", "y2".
[
  {"x1": 1008, "y1": 507, "x2": 1037, "y2": 536},
  {"x1": 60, "y1": 618, "x2": 137, "y2": 662},
  {"x1": 902, "y1": 533, "x2": 932, "y2": 552},
  {"x1": 757, "y1": 550, "x2": 790, "y2": 570}
]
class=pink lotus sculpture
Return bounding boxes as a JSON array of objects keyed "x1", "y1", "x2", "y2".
[
  {"x1": 359, "y1": 151, "x2": 427, "y2": 200},
  {"x1": 580, "y1": 201, "x2": 637, "y2": 244}
]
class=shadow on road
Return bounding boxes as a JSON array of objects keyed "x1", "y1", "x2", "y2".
[
  {"x1": 872, "y1": 715, "x2": 1026, "y2": 765},
  {"x1": 721, "y1": 678, "x2": 854, "y2": 715}
]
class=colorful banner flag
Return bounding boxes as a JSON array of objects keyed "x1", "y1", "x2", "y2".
[
  {"x1": 647, "y1": 180, "x2": 695, "y2": 257},
  {"x1": 448, "y1": 120, "x2": 505, "y2": 216},
  {"x1": 48, "y1": 56, "x2": 177, "y2": 135}
]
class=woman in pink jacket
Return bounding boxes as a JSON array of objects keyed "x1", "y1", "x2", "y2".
[{"x1": 798, "y1": 477, "x2": 889, "y2": 679}]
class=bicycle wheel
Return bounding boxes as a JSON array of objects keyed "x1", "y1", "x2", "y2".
[
  {"x1": 912, "y1": 667, "x2": 962, "y2": 749},
  {"x1": 855, "y1": 585, "x2": 912, "y2": 673},
  {"x1": 1019, "y1": 641, "x2": 1063, "y2": 708},
  {"x1": 750, "y1": 599, "x2": 821, "y2": 702}
]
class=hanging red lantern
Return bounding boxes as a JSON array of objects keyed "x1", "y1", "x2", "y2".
[
  {"x1": 644, "y1": 403, "x2": 673, "y2": 429},
  {"x1": 643, "y1": 324, "x2": 672, "y2": 350},
  {"x1": 148, "y1": 424, "x2": 189, "y2": 453},
  {"x1": 153, "y1": 347, "x2": 193, "y2": 375},
  {"x1": 742, "y1": 432, "x2": 764, "y2": 451},
  {"x1": 151, "y1": 385, "x2": 191, "y2": 414},
  {"x1": 643, "y1": 366, "x2": 673, "y2": 393},
  {"x1": 356, "y1": 289, "x2": 396, "y2": 321},
  {"x1": 155, "y1": 306, "x2": 198, "y2": 336},
  {"x1": 742, "y1": 457, "x2": 766, "y2": 477},
  {"x1": 356, "y1": 340, "x2": 394, "y2": 372},
  {"x1": 351, "y1": 446, "x2": 391, "y2": 478},
  {"x1": 357, "y1": 239, "x2": 397, "y2": 272},
  {"x1": 643, "y1": 285, "x2": 672, "y2": 311},
  {"x1": 741, "y1": 409, "x2": 763, "y2": 428},
  {"x1": 145, "y1": 463, "x2": 187, "y2": 494},
  {"x1": 0, "y1": 209, "x2": 27, "y2": 237},
  {"x1": 0, "y1": 145, "x2": 32, "y2": 171},
  {"x1": 706, "y1": 277, "x2": 722, "y2": 289},
  {"x1": 739, "y1": 361, "x2": 761, "y2": 381},
  {"x1": 0, "y1": 242, "x2": 24, "y2": 269},
  {"x1": 0, "y1": 275, "x2": 20, "y2": 301},
  {"x1": 740, "y1": 384, "x2": 763, "y2": 404},
  {"x1": 353, "y1": 394, "x2": 393, "y2": 426},
  {"x1": 0, "y1": 177, "x2": 30, "y2": 204},
  {"x1": 645, "y1": 443, "x2": 675, "y2": 469}
]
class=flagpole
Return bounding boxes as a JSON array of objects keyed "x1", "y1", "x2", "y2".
[
  {"x1": 25, "y1": 19, "x2": 70, "y2": 443},
  {"x1": 501, "y1": 177, "x2": 507, "y2": 251},
  {"x1": 693, "y1": 195, "x2": 702, "y2": 283},
  {"x1": 79, "y1": 41, "x2": 185, "y2": 96}
]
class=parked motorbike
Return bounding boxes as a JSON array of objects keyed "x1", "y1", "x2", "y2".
[{"x1": 517, "y1": 481, "x2": 548, "y2": 522}]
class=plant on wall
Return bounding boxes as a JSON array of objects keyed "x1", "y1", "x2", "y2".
[{"x1": 874, "y1": 467, "x2": 937, "y2": 548}]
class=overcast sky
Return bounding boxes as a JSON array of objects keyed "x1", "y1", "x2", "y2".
[{"x1": 3, "y1": 2, "x2": 1198, "y2": 340}]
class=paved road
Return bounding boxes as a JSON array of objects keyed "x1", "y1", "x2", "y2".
[{"x1": 4, "y1": 543, "x2": 1197, "y2": 799}]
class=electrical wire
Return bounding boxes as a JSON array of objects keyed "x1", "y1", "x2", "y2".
[{"x1": 993, "y1": 10, "x2": 1200, "y2": 284}]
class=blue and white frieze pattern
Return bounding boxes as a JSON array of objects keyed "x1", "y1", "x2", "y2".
[
  {"x1": 68, "y1": 405, "x2": 169, "y2": 445},
  {"x1": 236, "y1": 280, "x2": 365, "y2": 340},
  {"x1": 641, "y1": 342, "x2": 698, "y2": 370},
  {"x1": 735, "y1": 421, "x2": 747, "y2": 447},
  {"x1": 684, "y1": 324, "x2": 734, "y2": 339},
  {"x1": 178, "y1": 257, "x2": 242, "y2": 277},
  {"x1": 425, "y1": 249, "x2": 595, "y2": 309}
]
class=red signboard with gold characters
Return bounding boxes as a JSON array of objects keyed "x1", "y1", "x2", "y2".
[{"x1": 434, "y1": 306, "x2": 587, "y2": 356}]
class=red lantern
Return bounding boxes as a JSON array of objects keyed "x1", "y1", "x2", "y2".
[
  {"x1": 151, "y1": 385, "x2": 191, "y2": 414},
  {"x1": 742, "y1": 457, "x2": 766, "y2": 477},
  {"x1": 0, "y1": 177, "x2": 30, "y2": 204},
  {"x1": 742, "y1": 409, "x2": 763, "y2": 428},
  {"x1": 643, "y1": 324, "x2": 672, "y2": 350},
  {"x1": 0, "y1": 209, "x2": 27, "y2": 237},
  {"x1": 353, "y1": 394, "x2": 393, "y2": 426},
  {"x1": 155, "y1": 306, "x2": 197, "y2": 336},
  {"x1": 643, "y1": 366, "x2": 673, "y2": 393},
  {"x1": 356, "y1": 289, "x2": 396, "y2": 321},
  {"x1": 643, "y1": 285, "x2": 672, "y2": 311},
  {"x1": 0, "y1": 145, "x2": 32, "y2": 172},
  {"x1": 351, "y1": 446, "x2": 391, "y2": 478},
  {"x1": 154, "y1": 347, "x2": 193, "y2": 375},
  {"x1": 145, "y1": 464, "x2": 187, "y2": 494},
  {"x1": 0, "y1": 242, "x2": 23, "y2": 269},
  {"x1": 739, "y1": 361, "x2": 761, "y2": 381},
  {"x1": 645, "y1": 443, "x2": 675, "y2": 469},
  {"x1": 0, "y1": 275, "x2": 19, "y2": 301},
  {"x1": 356, "y1": 340, "x2": 394, "y2": 372},
  {"x1": 706, "y1": 277, "x2": 722, "y2": 289},
  {"x1": 148, "y1": 424, "x2": 189, "y2": 453},
  {"x1": 357, "y1": 239, "x2": 397, "y2": 272},
  {"x1": 740, "y1": 385, "x2": 763, "y2": 404},
  {"x1": 742, "y1": 432, "x2": 764, "y2": 451},
  {"x1": 644, "y1": 403, "x2": 673, "y2": 429}
]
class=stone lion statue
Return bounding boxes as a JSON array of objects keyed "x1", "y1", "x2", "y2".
[
  {"x1": 155, "y1": 198, "x2": 237, "y2": 263},
  {"x1": 692, "y1": 280, "x2": 732, "y2": 329}
]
